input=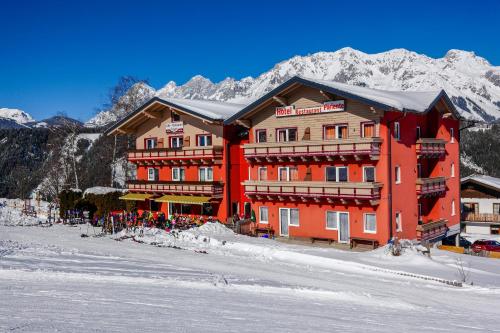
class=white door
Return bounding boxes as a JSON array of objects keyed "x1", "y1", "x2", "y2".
[
  {"x1": 338, "y1": 212, "x2": 349, "y2": 243},
  {"x1": 279, "y1": 208, "x2": 289, "y2": 236}
]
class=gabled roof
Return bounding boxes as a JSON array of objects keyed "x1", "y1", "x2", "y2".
[
  {"x1": 105, "y1": 97, "x2": 245, "y2": 136},
  {"x1": 224, "y1": 76, "x2": 461, "y2": 124},
  {"x1": 461, "y1": 175, "x2": 500, "y2": 191}
]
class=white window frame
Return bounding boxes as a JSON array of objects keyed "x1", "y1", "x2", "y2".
[
  {"x1": 394, "y1": 122, "x2": 400, "y2": 141},
  {"x1": 289, "y1": 208, "x2": 300, "y2": 226},
  {"x1": 259, "y1": 206, "x2": 269, "y2": 224},
  {"x1": 255, "y1": 129, "x2": 267, "y2": 143},
  {"x1": 199, "y1": 167, "x2": 213, "y2": 182},
  {"x1": 197, "y1": 134, "x2": 212, "y2": 147},
  {"x1": 148, "y1": 167, "x2": 158, "y2": 181},
  {"x1": 451, "y1": 162, "x2": 455, "y2": 178},
  {"x1": 325, "y1": 166, "x2": 349, "y2": 182},
  {"x1": 325, "y1": 211, "x2": 348, "y2": 231},
  {"x1": 172, "y1": 167, "x2": 185, "y2": 181},
  {"x1": 170, "y1": 136, "x2": 183, "y2": 148},
  {"x1": 416, "y1": 126, "x2": 421, "y2": 140},
  {"x1": 450, "y1": 127, "x2": 455, "y2": 143},
  {"x1": 277, "y1": 128, "x2": 297, "y2": 142},
  {"x1": 278, "y1": 166, "x2": 298, "y2": 181},
  {"x1": 258, "y1": 167, "x2": 267, "y2": 181},
  {"x1": 145, "y1": 138, "x2": 157, "y2": 149},
  {"x1": 395, "y1": 212, "x2": 402, "y2": 232},
  {"x1": 324, "y1": 124, "x2": 348, "y2": 140},
  {"x1": 361, "y1": 122, "x2": 375, "y2": 138},
  {"x1": 363, "y1": 213, "x2": 377, "y2": 234},
  {"x1": 362, "y1": 166, "x2": 376, "y2": 182},
  {"x1": 395, "y1": 165, "x2": 401, "y2": 184},
  {"x1": 452, "y1": 199, "x2": 456, "y2": 216}
]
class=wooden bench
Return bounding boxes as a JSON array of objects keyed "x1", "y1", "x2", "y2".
[
  {"x1": 254, "y1": 227, "x2": 274, "y2": 238},
  {"x1": 350, "y1": 237, "x2": 379, "y2": 249},
  {"x1": 310, "y1": 237, "x2": 335, "y2": 245}
]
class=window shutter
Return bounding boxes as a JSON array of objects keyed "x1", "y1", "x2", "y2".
[
  {"x1": 158, "y1": 138, "x2": 164, "y2": 148},
  {"x1": 302, "y1": 127, "x2": 311, "y2": 140},
  {"x1": 184, "y1": 136, "x2": 190, "y2": 147},
  {"x1": 304, "y1": 167, "x2": 312, "y2": 181}
]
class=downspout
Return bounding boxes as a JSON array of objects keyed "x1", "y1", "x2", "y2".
[{"x1": 386, "y1": 111, "x2": 406, "y2": 242}]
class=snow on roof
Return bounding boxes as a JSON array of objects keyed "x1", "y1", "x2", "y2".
[
  {"x1": 299, "y1": 76, "x2": 443, "y2": 113},
  {"x1": 461, "y1": 174, "x2": 500, "y2": 190},
  {"x1": 157, "y1": 96, "x2": 246, "y2": 120},
  {"x1": 83, "y1": 186, "x2": 126, "y2": 197}
]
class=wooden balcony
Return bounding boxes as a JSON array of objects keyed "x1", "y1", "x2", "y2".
[
  {"x1": 128, "y1": 146, "x2": 223, "y2": 165},
  {"x1": 416, "y1": 177, "x2": 446, "y2": 197},
  {"x1": 415, "y1": 138, "x2": 446, "y2": 158},
  {"x1": 416, "y1": 218, "x2": 448, "y2": 242},
  {"x1": 127, "y1": 180, "x2": 223, "y2": 197},
  {"x1": 243, "y1": 180, "x2": 382, "y2": 205},
  {"x1": 243, "y1": 137, "x2": 382, "y2": 163},
  {"x1": 461, "y1": 212, "x2": 500, "y2": 223}
]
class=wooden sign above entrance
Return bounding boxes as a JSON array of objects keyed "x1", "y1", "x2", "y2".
[
  {"x1": 166, "y1": 121, "x2": 183, "y2": 134},
  {"x1": 275, "y1": 100, "x2": 345, "y2": 117}
]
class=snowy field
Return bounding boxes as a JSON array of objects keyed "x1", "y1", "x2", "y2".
[{"x1": 1, "y1": 219, "x2": 500, "y2": 332}]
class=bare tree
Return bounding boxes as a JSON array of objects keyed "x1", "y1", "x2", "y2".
[{"x1": 455, "y1": 257, "x2": 471, "y2": 284}]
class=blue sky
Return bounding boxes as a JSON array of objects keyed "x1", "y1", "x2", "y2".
[{"x1": 0, "y1": 0, "x2": 499, "y2": 122}]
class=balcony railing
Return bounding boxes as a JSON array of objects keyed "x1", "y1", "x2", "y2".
[
  {"x1": 243, "y1": 180, "x2": 382, "y2": 204},
  {"x1": 243, "y1": 137, "x2": 382, "y2": 162},
  {"x1": 127, "y1": 180, "x2": 223, "y2": 197},
  {"x1": 415, "y1": 138, "x2": 446, "y2": 158},
  {"x1": 461, "y1": 212, "x2": 500, "y2": 223},
  {"x1": 128, "y1": 146, "x2": 223, "y2": 165},
  {"x1": 416, "y1": 177, "x2": 446, "y2": 197},
  {"x1": 416, "y1": 218, "x2": 448, "y2": 242}
]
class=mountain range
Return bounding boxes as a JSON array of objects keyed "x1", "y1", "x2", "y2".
[
  {"x1": 0, "y1": 108, "x2": 82, "y2": 129},
  {"x1": 2, "y1": 47, "x2": 500, "y2": 128}
]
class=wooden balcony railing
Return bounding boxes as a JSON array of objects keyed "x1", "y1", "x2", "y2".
[
  {"x1": 416, "y1": 218, "x2": 448, "y2": 242},
  {"x1": 461, "y1": 212, "x2": 500, "y2": 223},
  {"x1": 416, "y1": 177, "x2": 446, "y2": 197},
  {"x1": 415, "y1": 138, "x2": 446, "y2": 158},
  {"x1": 243, "y1": 180, "x2": 382, "y2": 204},
  {"x1": 128, "y1": 146, "x2": 223, "y2": 165},
  {"x1": 243, "y1": 137, "x2": 382, "y2": 162},
  {"x1": 127, "y1": 180, "x2": 223, "y2": 197}
]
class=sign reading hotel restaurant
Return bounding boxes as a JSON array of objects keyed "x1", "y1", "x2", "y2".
[
  {"x1": 166, "y1": 121, "x2": 183, "y2": 134},
  {"x1": 275, "y1": 100, "x2": 345, "y2": 117}
]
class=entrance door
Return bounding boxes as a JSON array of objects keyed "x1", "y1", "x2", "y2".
[
  {"x1": 338, "y1": 212, "x2": 349, "y2": 243},
  {"x1": 279, "y1": 208, "x2": 289, "y2": 236}
]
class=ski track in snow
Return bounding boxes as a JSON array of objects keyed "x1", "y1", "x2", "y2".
[{"x1": 1, "y1": 224, "x2": 500, "y2": 332}]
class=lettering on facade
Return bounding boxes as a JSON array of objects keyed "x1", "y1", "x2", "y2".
[
  {"x1": 166, "y1": 121, "x2": 184, "y2": 134},
  {"x1": 275, "y1": 100, "x2": 345, "y2": 117}
]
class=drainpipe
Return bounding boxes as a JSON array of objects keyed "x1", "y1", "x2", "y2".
[{"x1": 386, "y1": 112, "x2": 406, "y2": 242}]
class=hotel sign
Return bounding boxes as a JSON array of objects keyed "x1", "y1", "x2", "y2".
[
  {"x1": 166, "y1": 121, "x2": 183, "y2": 134},
  {"x1": 275, "y1": 100, "x2": 345, "y2": 117}
]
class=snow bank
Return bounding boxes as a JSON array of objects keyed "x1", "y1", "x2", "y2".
[
  {"x1": 83, "y1": 186, "x2": 125, "y2": 197},
  {"x1": 0, "y1": 205, "x2": 48, "y2": 226}
]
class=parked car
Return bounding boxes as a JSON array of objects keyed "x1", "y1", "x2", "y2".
[
  {"x1": 471, "y1": 240, "x2": 500, "y2": 253},
  {"x1": 442, "y1": 236, "x2": 472, "y2": 248}
]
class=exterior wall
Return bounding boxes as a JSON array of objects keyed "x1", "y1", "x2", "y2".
[
  {"x1": 465, "y1": 223, "x2": 491, "y2": 235},
  {"x1": 462, "y1": 198, "x2": 500, "y2": 214}
]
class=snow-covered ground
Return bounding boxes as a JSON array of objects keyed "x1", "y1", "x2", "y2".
[{"x1": 1, "y1": 214, "x2": 500, "y2": 331}]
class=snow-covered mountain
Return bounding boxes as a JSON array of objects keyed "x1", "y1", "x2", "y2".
[
  {"x1": 0, "y1": 108, "x2": 34, "y2": 127},
  {"x1": 87, "y1": 47, "x2": 500, "y2": 127}
]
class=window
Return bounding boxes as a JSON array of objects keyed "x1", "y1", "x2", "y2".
[
  {"x1": 289, "y1": 208, "x2": 299, "y2": 226},
  {"x1": 416, "y1": 126, "x2": 421, "y2": 140},
  {"x1": 418, "y1": 203, "x2": 422, "y2": 219},
  {"x1": 197, "y1": 134, "x2": 212, "y2": 147},
  {"x1": 362, "y1": 123, "x2": 375, "y2": 138},
  {"x1": 259, "y1": 206, "x2": 269, "y2": 224},
  {"x1": 493, "y1": 203, "x2": 500, "y2": 215},
  {"x1": 145, "y1": 138, "x2": 157, "y2": 149},
  {"x1": 258, "y1": 167, "x2": 267, "y2": 181},
  {"x1": 451, "y1": 162, "x2": 455, "y2": 178},
  {"x1": 256, "y1": 129, "x2": 267, "y2": 143},
  {"x1": 364, "y1": 213, "x2": 377, "y2": 233},
  {"x1": 326, "y1": 211, "x2": 339, "y2": 230},
  {"x1": 417, "y1": 163, "x2": 422, "y2": 178},
  {"x1": 363, "y1": 166, "x2": 375, "y2": 182},
  {"x1": 450, "y1": 127, "x2": 455, "y2": 143},
  {"x1": 395, "y1": 165, "x2": 401, "y2": 184},
  {"x1": 148, "y1": 168, "x2": 159, "y2": 181},
  {"x1": 278, "y1": 166, "x2": 298, "y2": 181},
  {"x1": 172, "y1": 167, "x2": 185, "y2": 181},
  {"x1": 324, "y1": 124, "x2": 348, "y2": 140},
  {"x1": 452, "y1": 200, "x2": 456, "y2": 216},
  {"x1": 171, "y1": 111, "x2": 181, "y2": 122},
  {"x1": 394, "y1": 122, "x2": 400, "y2": 140},
  {"x1": 463, "y1": 202, "x2": 478, "y2": 214},
  {"x1": 244, "y1": 202, "x2": 251, "y2": 219},
  {"x1": 170, "y1": 136, "x2": 183, "y2": 148},
  {"x1": 277, "y1": 128, "x2": 297, "y2": 142},
  {"x1": 395, "y1": 212, "x2": 402, "y2": 232},
  {"x1": 199, "y1": 167, "x2": 213, "y2": 181},
  {"x1": 326, "y1": 166, "x2": 348, "y2": 182}
]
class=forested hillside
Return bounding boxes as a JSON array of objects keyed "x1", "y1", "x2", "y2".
[{"x1": 460, "y1": 124, "x2": 500, "y2": 178}]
